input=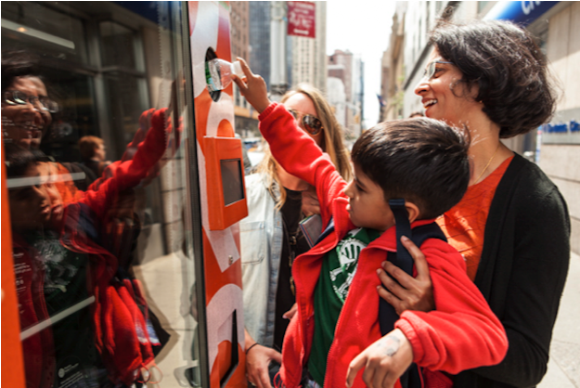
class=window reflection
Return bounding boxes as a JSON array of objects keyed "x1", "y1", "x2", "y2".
[{"x1": 3, "y1": 2, "x2": 202, "y2": 387}]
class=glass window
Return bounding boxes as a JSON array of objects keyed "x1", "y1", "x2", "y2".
[
  {"x1": 99, "y1": 21, "x2": 139, "y2": 70},
  {"x1": 2, "y1": 2, "x2": 88, "y2": 64},
  {"x1": 2, "y1": 2, "x2": 205, "y2": 387}
]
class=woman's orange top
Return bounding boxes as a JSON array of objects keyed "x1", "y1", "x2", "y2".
[{"x1": 437, "y1": 156, "x2": 514, "y2": 281}]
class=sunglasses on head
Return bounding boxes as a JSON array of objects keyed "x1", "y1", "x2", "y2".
[
  {"x1": 288, "y1": 109, "x2": 323, "y2": 136},
  {"x1": 422, "y1": 60, "x2": 454, "y2": 80}
]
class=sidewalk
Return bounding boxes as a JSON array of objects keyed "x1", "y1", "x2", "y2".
[{"x1": 538, "y1": 250, "x2": 580, "y2": 387}]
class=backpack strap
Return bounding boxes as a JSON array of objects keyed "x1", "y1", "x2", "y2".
[
  {"x1": 378, "y1": 199, "x2": 447, "y2": 388},
  {"x1": 379, "y1": 200, "x2": 447, "y2": 335},
  {"x1": 388, "y1": 199, "x2": 413, "y2": 274}
]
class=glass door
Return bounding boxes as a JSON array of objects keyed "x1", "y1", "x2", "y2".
[{"x1": 2, "y1": 2, "x2": 210, "y2": 386}]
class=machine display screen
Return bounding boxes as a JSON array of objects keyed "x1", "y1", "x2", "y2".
[{"x1": 220, "y1": 159, "x2": 244, "y2": 206}]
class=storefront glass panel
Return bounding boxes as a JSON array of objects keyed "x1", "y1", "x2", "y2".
[{"x1": 2, "y1": 2, "x2": 206, "y2": 387}]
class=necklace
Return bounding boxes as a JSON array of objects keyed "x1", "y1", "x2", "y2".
[{"x1": 474, "y1": 143, "x2": 501, "y2": 184}]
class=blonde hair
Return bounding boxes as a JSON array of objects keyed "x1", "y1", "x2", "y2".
[{"x1": 258, "y1": 84, "x2": 352, "y2": 209}]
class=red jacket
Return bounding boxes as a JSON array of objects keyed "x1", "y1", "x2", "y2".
[{"x1": 258, "y1": 103, "x2": 508, "y2": 388}]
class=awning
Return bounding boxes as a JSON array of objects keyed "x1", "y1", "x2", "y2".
[{"x1": 483, "y1": 1, "x2": 559, "y2": 26}]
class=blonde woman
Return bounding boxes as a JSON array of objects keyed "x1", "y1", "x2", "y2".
[{"x1": 241, "y1": 84, "x2": 351, "y2": 388}]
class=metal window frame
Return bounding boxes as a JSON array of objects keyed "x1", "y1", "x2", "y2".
[{"x1": 179, "y1": 2, "x2": 210, "y2": 387}]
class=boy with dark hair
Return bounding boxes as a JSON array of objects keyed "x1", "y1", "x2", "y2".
[{"x1": 233, "y1": 60, "x2": 507, "y2": 388}]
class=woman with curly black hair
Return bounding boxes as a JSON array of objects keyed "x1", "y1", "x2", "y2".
[{"x1": 378, "y1": 20, "x2": 570, "y2": 388}]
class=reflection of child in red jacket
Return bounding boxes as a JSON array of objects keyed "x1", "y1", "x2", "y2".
[
  {"x1": 233, "y1": 60, "x2": 508, "y2": 388},
  {"x1": 7, "y1": 108, "x2": 174, "y2": 387}
]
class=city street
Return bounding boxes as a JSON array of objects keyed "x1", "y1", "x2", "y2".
[
  {"x1": 2, "y1": 2, "x2": 579, "y2": 387},
  {"x1": 539, "y1": 251, "x2": 580, "y2": 387}
]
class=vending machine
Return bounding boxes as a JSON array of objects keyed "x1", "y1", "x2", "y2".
[
  {"x1": 1, "y1": 2, "x2": 247, "y2": 387},
  {"x1": 187, "y1": 2, "x2": 248, "y2": 387}
]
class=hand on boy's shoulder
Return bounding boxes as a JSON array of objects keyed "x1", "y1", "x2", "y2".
[
  {"x1": 346, "y1": 328, "x2": 413, "y2": 388},
  {"x1": 378, "y1": 236, "x2": 435, "y2": 315}
]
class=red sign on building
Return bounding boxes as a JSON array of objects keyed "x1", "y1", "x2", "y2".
[{"x1": 287, "y1": 1, "x2": 316, "y2": 38}]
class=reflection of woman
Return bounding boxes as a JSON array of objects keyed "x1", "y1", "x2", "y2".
[
  {"x1": 6, "y1": 107, "x2": 174, "y2": 387},
  {"x1": 379, "y1": 21, "x2": 570, "y2": 388},
  {"x1": 241, "y1": 84, "x2": 351, "y2": 387},
  {"x1": 1, "y1": 53, "x2": 98, "y2": 195},
  {"x1": 1, "y1": 54, "x2": 55, "y2": 150}
]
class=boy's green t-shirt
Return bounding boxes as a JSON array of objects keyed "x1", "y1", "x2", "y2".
[{"x1": 307, "y1": 227, "x2": 381, "y2": 386}]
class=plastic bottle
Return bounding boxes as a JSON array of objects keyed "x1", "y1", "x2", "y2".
[{"x1": 205, "y1": 59, "x2": 244, "y2": 92}]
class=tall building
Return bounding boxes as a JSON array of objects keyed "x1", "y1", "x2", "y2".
[
  {"x1": 248, "y1": 2, "x2": 293, "y2": 91},
  {"x1": 230, "y1": 2, "x2": 249, "y2": 62},
  {"x1": 231, "y1": 2, "x2": 258, "y2": 136},
  {"x1": 379, "y1": 2, "x2": 406, "y2": 121},
  {"x1": 290, "y1": 1, "x2": 326, "y2": 93},
  {"x1": 326, "y1": 76, "x2": 346, "y2": 128},
  {"x1": 249, "y1": 2, "x2": 271, "y2": 89},
  {"x1": 328, "y1": 49, "x2": 363, "y2": 137},
  {"x1": 328, "y1": 50, "x2": 353, "y2": 102},
  {"x1": 351, "y1": 55, "x2": 364, "y2": 134}
]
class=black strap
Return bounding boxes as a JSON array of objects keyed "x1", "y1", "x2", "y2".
[
  {"x1": 378, "y1": 199, "x2": 447, "y2": 388},
  {"x1": 389, "y1": 199, "x2": 413, "y2": 274}
]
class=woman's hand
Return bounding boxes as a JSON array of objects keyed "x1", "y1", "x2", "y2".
[
  {"x1": 282, "y1": 303, "x2": 298, "y2": 320},
  {"x1": 231, "y1": 58, "x2": 271, "y2": 114},
  {"x1": 301, "y1": 185, "x2": 320, "y2": 217},
  {"x1": 377, "y1": 236, "x2": 435, "y2": 315},
  {"x1": 246, "y1": 343, "x2": 282, "y2": 388},
  {"x1": 346, "y1": 329, "x2": 413, "y2": 388}
]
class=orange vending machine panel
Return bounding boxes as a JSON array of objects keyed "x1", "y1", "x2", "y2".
[
  {"x1": 188, "y1": 2, "x2": 248, "y2": 387},
  {"x1": 1, "y1": 138, "x2": 26, "y2": 388}
]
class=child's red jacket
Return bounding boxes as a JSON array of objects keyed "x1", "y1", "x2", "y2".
[{"x1": 258, "y1": 103, "x2": 508, "y2": 388}]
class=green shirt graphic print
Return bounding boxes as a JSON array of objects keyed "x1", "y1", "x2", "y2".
[{"x1": 307, "y1": 227, "x2": 381, "y2": 385}]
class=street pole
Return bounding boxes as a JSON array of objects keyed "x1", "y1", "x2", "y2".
[{"x1": 270, "y1": 1, "x2": 287, "y2": 101}]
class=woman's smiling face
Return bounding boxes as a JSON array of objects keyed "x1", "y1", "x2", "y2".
[
  {"x1": 2, "y1": 76, "x2": 52, "y2": 149},
  {"x1": 414, "y1": 49, "x2": 481, "y2": 127}
]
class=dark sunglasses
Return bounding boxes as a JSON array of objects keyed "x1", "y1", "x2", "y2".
[
  {"x1": 422, "y1": 60, "x2": 454, "y2": 80},
  {"x1": 288, "y1": 109, "x2": 323, "y2": 136}
]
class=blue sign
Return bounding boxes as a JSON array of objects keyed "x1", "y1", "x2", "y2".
[
  {"x1": 543, "y1": 121, "x2": 580, "y2": 133},
  {"x1": 483, "y1": 1, "x2": 559, "y2": 26}
]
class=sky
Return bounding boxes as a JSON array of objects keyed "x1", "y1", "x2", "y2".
[{"x1": 326, "y1": 1, "x2": 396, "y2": 129}]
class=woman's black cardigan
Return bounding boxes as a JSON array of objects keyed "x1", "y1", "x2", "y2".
[{"x1": 454, "y1": 154, "x2": 570, "y2": 388}]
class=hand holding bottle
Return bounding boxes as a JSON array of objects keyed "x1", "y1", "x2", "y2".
[
  {"x1": 231, "y1": 58, "x2": 271, "y2": 114},
  {"x1": 205, "y1": 58, "x2": 244, "y2": 92}
]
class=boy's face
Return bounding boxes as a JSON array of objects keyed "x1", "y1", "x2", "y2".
[{"x1": 344, "y1": 162, "x2": 395, "y2": 232}]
